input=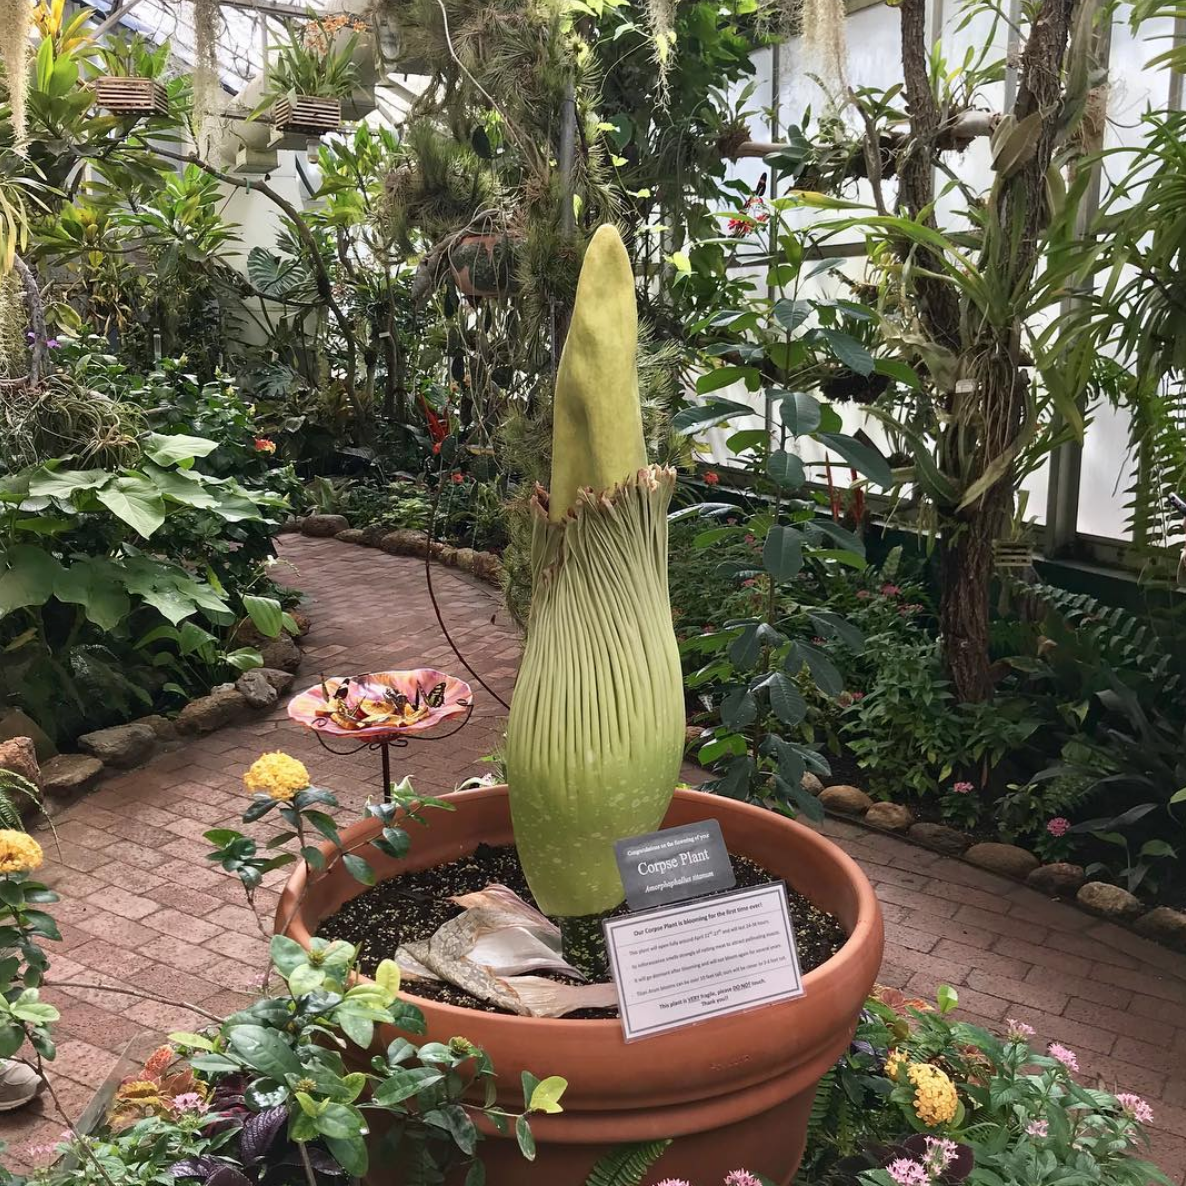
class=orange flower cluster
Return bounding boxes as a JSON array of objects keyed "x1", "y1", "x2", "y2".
[{"x1": 302, "y1": 13, "x2": 368, "y2": 55}]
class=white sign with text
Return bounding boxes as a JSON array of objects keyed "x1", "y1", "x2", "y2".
[{"x1": 603, "y1": 882, "x2": 805, "y2": 1041}]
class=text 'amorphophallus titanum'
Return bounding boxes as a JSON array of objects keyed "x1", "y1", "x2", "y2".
[{"x1": 505, "y1": 224, "x2": 684, "y2": 929}]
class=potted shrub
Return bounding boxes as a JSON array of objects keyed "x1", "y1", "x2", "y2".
[
  {"x1": 277, "y1": 226, "x2": 884, "y2": 1184},
  {"x1": 252, "y1": 15, "x2": 369, "y2": 138},
  {"x1": 89, "y1": 33, "x2": 172, "y2": 117}
]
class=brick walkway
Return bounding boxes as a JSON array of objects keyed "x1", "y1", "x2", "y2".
[{"x1": 3, "y1": 535, "x2": 1185, "y2": 1182}]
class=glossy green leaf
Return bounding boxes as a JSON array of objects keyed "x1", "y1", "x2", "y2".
[
  {"x1": 763, "y1": 525, "x2": 804, "y2": 581},
  {"x1": 816, "y1": 434, "x2": 893, "y2": 489},
  {"x1": 766, "y1": 450, "x2": 805, "y2": 489}
]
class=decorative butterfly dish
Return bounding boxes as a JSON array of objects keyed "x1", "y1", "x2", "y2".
[{"x1": 287, "y1": 669, "x2": 472, "y2": 738}]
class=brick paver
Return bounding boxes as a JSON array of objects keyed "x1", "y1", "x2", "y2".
[{"x1": 2, "y1": 535, "x2": 1184, "y2": 1182}]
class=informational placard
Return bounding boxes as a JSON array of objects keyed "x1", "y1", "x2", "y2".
[
  {"x1": 614, "y1": 819, "x2": 735, "y2": 911},
  {"x1": 603, "y1": 883, "x2": 804, "y2": 1041}
]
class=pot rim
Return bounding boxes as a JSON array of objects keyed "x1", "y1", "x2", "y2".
[{"x1": 277, "y1": 784, "x2": 881, "y2": 1032}]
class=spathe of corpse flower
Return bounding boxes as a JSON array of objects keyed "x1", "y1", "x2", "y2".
[{"x1": 505, "y1": 223, "x2": 685, "y2": 923}]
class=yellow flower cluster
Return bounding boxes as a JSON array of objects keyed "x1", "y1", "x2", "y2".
[
  {"x1": 907, "y1": 1062, "x2": 958, "y2": 1126},
  {"x1": 885, "y1": 1048, "x2": 907, "y2": 1081},
  {"x1": 0, "y1": 830, "x2": 43, "y2": 874},
  {"x1": 244, "y1": 752, "x2": 310, "y2": 801}
]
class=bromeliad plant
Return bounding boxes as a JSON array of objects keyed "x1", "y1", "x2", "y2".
[{"x1": 504, "y1": 224, "x2": 686, "y2": 953}]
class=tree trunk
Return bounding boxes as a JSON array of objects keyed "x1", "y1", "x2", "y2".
[{"x1": 939, "y1": 490, "x2": 1005, "y2": 703}]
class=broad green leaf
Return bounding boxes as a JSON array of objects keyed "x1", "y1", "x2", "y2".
[
  {"x1": 53, "y1": 558, "x2": 129, "y2": 631},
  {"x1": 787, "y1": 641, "x2": 844, "y2": 698},
  {"x1": 772, "y1": 298, "x2": 812, "y2": 333},
  {"x1": 226, "y1": 1024, "x2": 302, "y2": 1080},
  {"x1": 243, "y1": 594, "x2": 283, "y2": 638},
  {"x1": 0, "y1": 546, "x2": 62, "y2": 614},
  {"x1": 342, "y1": 853, "x2": 376, "y2": 885},
  {"x1": 721, "y1": 688, "x2": 757, "y2": 729},
  {"x1": 314, "y1": 1102, "x2": 363, "y2": 1140},
  {"x1": 873, "y1": 357, "x2": 921, "y2": 390},
  {"x1": 766, "y1": 450, "x2": 805, "y2": 489},
  {"x1": 372, "y1": 1067, "x2": 444, "y2": 1106},
  {"x1": 375, "y1": 959, "x2": 401, "y2": 996},
  {"x1": 269, "y1": 934, "x2": 307, "y2": 976},
  {"x1": 816, "y1": 434, "x2": 893, "y2": 489},
  {"x1": 763, "y1": 525, "x2": 804, "y2": 581},
  {"x1": 424, "y1": 1103, "x2": 478, "y2": 1154},
  {"x1": 528, "y1": 1076, "x2": 567, "y2": 1114},
  {"x1": 765, "y1": 673, "x2": 806, "y2": 726},
  {"x1": 776, "y1": 391, "x2": 822, "y2": 436},
  {"x1": 26, "y1": 467, "x2": 110, "y2": 499},
  {"x1": 696, "y1": 366, "x2": 758, "y2": 395},
  {"x1": 818, "y1": 329, "x2": 874, "y2": 376},
  {"x1": 515, "y1": 1115, "x2": 536, "y2": 1161},
  {"x1": 671, "y1": 398, "x2": 755, "y2": 434},
  {"x1": 144, "y1": 464, "x2": 220, "y2": 509},
  {"x1": 142, "y1": 432, "x2": 219, "y2": 468},
  {"x1": 96, "y1": 475, "x2": 166, "y2": 538},
  {"x1": 326, "y1": 1135, "x2": 368, "y2": 1177}
]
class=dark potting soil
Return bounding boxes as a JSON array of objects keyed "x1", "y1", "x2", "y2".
[{"x1": 318, "y1": 844, "x2": 848, "y2": 1018}]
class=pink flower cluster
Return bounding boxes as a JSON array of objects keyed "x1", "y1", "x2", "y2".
[
  {"x1": 886, "y1": 1158, "x2": 928, "y2": 1185},
  {"x1": 1027, "y1": 1119, "x2": 1049, "y2": 1137},
  {"x1": 655, "y1": 1172, "x2": 761, "y2": 1186},
  {"x1": 1006, "y1": 1017, "x2": 1035, "y2": 1041},
  {"x1": 951, "y1": 781, "x2": 974, "y2": 795},
  {"x1": 1117, "y1": 1092, "x2": 1154, "y2": 1125},
  {"x1": 1046, "y1": 816, "x2": 1071, "y2": 837},
  {"x1": 1048, "y1": 1043, "x2": 1079, "y2": 1073},
  {"x1": 884, "y1": 1138, "x2": 957, "y2": 1185}
]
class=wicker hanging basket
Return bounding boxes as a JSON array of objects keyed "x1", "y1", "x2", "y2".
[
  {"x1": 271, "y1": 92, "x2": 341, "y2": 137},
  {"x1": 91, "y1": 76, "x2": 168, "y2": 117}
]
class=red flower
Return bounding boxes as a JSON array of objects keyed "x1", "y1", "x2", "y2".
[
  {"x1": 451, "y1": 471, "x2": 465, "y2": 484},
  {"x1": 432, "y1": 442, "x2": 441, "y2": 454},
  {"x1": 253, "y1": 437, "x2": 276, "y2": 454},
  {"x1": 704, "y1": 471, "x2": 720, "y2": 485}
]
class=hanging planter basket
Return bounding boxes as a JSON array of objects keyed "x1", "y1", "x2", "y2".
[
  {"x1": 448, "y1": 232, "x2": 519, "y2": 298},
  {"x1": 91, "y1": 76, "x2": 169, "y2": 117},
  {"x1": 271, "y1": 92, "x2": 342, "y2": 137}
]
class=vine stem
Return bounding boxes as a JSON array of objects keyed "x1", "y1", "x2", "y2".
[
  {"x1": 18, "y1": 1051, "x2": 119, "y2": 1186},
  {"x1": 46, "y1": 980, "x2": 226, "y2": 1026}
]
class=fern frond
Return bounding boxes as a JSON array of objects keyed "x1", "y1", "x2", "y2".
[
  {"x1": 807, "y1": 1067, "x2": 836, "y2": 1144},
  {"x1": 1028, "y1": 582, "x2": 1176, "y2": 685},
  {"x1": 584, "y1": 1140, "x2": 673, "y2": 1186},
  {"x1": 0, "y1": 768, "x2": 42, "y2": 830}
]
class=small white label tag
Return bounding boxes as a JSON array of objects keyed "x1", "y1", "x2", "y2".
[{"x1": 603, "y1": 882, "x2": 805, "y2": 1041}]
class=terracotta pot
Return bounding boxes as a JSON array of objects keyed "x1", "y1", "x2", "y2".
[
  {"x1": 447, "y1": 233, "x2": 519, "y2": 298},
  {"x1": 277, "y1": 785, "x2": 883, "y2": 1186}
]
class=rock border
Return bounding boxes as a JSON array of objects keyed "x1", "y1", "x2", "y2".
[
  {"x1": 681, "y1": 735, "x2": 1186, "y2": 956},
  {"x1": 810, "y1": 779, "x2": 1186, "y2": 954},
  {"x1": 280, "y1": 515, "x2": 505, "y2": 588},
  {"x1": 6, "y1": 656, "x2": 305, "y2": 816},
  {"x1": 5, "y1": 516, "x2": 500, "y2": 818}
]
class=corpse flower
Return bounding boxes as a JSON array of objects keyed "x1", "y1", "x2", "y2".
[
  {"x1": 505, "y1": 225, "x2": 684, "y2": 928},
  {"x1": 287, "y1": 669, "x2": 471, "y2": 738}
]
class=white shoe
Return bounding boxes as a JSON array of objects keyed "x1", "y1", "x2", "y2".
[{"x1": 0, "y1": 1060, "x2": 41, "y2": 1110}]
